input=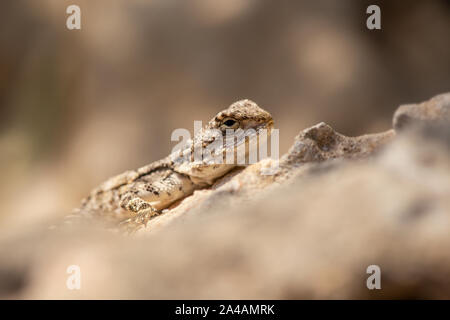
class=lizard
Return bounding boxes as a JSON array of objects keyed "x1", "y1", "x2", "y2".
[{"x1": 69, "y1": 99, "x2": 274, "y2": 232}]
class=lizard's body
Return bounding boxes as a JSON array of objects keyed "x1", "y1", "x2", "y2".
[{"x1": 73, "y1": 100, "x2": 273, "y2": 231}]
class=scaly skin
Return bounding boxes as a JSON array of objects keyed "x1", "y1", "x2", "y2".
[{"x1": 70, "y1": 100, "x2": 273, "y2": 232}]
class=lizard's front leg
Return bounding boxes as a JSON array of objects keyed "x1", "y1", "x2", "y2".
[
  {"x1": 118, "y1": 192, "x2": 159, "y2": 232},
  {"x1": 118, "y1": 171, "x2": 197, "y2": 231}
]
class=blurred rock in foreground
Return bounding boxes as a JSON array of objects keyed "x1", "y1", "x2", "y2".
[{"x1": 0, "y1": 93, "x2": 449, "y2": 299}]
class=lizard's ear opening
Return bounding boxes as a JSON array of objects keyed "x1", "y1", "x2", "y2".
[{"x1": 220, "y1": 117, "x2": 240, "y2": 130}]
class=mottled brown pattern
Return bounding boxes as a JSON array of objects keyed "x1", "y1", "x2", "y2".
[{"x1": 71, "y1": 100, "x2": 273, "y2": 232}]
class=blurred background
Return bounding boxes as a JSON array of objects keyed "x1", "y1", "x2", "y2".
[{"x1": 0, "y1": 0, "x2": 449, "y2": 230}]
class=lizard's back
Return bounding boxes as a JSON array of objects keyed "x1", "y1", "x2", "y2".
[{"x1": 76, "y1": 157, "x2": 174, "y2": 222}]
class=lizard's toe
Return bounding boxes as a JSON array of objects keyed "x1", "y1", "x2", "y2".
[{"x1": 119, "y1": 207, "x2": 161, "y2": 234}]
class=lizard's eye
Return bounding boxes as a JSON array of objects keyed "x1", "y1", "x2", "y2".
[
  {"x1": 224, "y1": 119, "x2": 236, "y2": 126},
  {"x1": 221, "y1": 117, "x2": 239, "y2": 130}
]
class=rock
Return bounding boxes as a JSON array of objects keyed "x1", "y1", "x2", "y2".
[
  {"x1": 0, "y1": 93, "x2": 449, "y2": 299},
  {"x1": 135, "y1": 122, "x2": 395, "y2": 233},
  {"x1": 393, "y1": 92, "x2": 450, "y2": 131},
  {"x1": 282, "y1": 122, "x2": 395, "y2": 166}
]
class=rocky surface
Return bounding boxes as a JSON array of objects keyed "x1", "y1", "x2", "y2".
[
  {"x1": 393, "y1": 93, "x2": 450, "y2": 131},
  {"x1": 0, "y1": 93, "x2": 449, "y2": 299},
  {"x1": 140, "y1": 122, "x2": 396, "y2": 234}
]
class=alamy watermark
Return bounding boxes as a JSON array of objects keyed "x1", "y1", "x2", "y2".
[
  {"x1": 366, "y1": 265, "x2": 381, "y2": 290},
  {"x1": 366, "y1": 5, "x2": 381, "y2": 30},
  {"x1": 66, "y1": 4, "x2": 382, "y2": 33},
  {"x1": 66, "y1": 264, "x2": 81, "y2": 290},
  {"x1": 66, "y1": 5, "x2": 81, "y2": 30}
]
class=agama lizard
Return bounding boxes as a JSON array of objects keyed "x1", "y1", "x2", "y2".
[{"x1": 70, "y1": 100, "x2": 273, "y2": 231}]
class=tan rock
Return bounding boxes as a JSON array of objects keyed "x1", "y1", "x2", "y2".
[
  {"x1": 393, "y1": 92, "x2": 450, "y2": 131},
  {"x1": 0, "y1": 93, "x2": 449, "y2": 299}
]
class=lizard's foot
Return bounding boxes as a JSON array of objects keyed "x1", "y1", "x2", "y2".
[{"x1": 119, "y1": 207, "x2": 161, "y2": 233}]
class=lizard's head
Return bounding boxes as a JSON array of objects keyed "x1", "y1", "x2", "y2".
[
  {"x1": 201, "y1": 99, "x2": 274, "y2": 164},
  {"x1": 208, "y1": 99, "x2": 273, "y2": 132},
  {"x1": 174, "y1": 99, "x2": 274, "y2": 184}
]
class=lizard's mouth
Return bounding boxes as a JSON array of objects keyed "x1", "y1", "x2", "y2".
[
  {"x1": 256, "y1": 119, "x2": 274, "y2": 133},
  {"x1": 265, "y1": 120, "x2": 274, "y2": 130}
]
